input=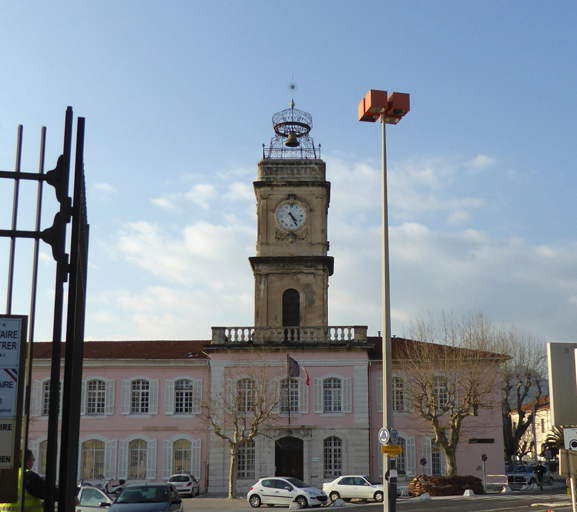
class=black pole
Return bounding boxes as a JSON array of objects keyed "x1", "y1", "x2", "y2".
[
  {"x1": 59, "y1": 116, "x2": 89, "y2": 512},
  {"x1": 44, "y1": 107, "x2": 73, "y2": 512}
]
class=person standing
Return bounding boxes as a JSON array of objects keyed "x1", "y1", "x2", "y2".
[
  {"x1": 0, "y1": 449, "x2": 43, "y2": 512},
  {"x1": 535, "y1": 461, "x2": 546, "y2": 490}
]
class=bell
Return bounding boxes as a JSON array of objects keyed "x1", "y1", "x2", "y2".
[{"x1": 285, "y1": 131, "x2": 299, "y2": 147}]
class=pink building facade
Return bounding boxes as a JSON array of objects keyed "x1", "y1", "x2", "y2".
[{"x1": 27, "y1": 101, "x2": 505, "y2": 495}]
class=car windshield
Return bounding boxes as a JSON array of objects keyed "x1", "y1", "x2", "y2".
[
  {"x1": 365, "y1": 476, "x2": 381, "y2": 485},
  {"x1": 284, "y1": 478, "x2": 308, "y2": 488},
  {"x1": 169, "y1": 476, "x2": 188, "y2": 482},
  {"x1": 118, "y1": 486, "x2": 169, "y2": 503},
  {"x1": 515, "y1": 466, "x2": 535, "y2": 473}
]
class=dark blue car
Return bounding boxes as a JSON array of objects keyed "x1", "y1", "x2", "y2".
[{"x1": 109, "y1": 484, "x2": 183, "y2": 512}]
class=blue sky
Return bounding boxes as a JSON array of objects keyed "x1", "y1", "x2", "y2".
[{"x1": 0, "y1": 1, "x2": 576, "y2": 343}]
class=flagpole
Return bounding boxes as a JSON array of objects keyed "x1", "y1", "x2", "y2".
[{"x1": 286, "y1": 354, "x2": 291, "y2": 427}]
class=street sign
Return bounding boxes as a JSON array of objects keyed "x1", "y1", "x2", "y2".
[
  {"x1": 390, "y1": 429, "x2": 399, "y2": 443},
  {"x1": 420, "y1": 457, "x2": 427, "y2": 466},
  {"x1": 378, "y1": 428, "x2": 390, "y2": 445},
  {"x1": 381, "y1": 445, "x2": 402, "y2": 455},
  {"x1": 481, "y1": 454, "x2": 487, "y2": 462},
  {"x1": 0, "y1": 316, "x2": 25, "y2": 470}
]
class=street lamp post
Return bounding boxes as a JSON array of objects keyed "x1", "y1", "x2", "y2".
[{"x1": 358, "y1": 90, "x2": 410, "y2": 512}]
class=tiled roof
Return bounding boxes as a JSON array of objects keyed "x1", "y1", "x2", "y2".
[
  {"x1": 368, "y1": 336, "x2": 507, "y2": 362},
  {"x1": 512, "y1": 395, "x2": 550, "y2": 414},
  {"x1": 32, "y1": 340, "x2": 211, "y2": 360}
]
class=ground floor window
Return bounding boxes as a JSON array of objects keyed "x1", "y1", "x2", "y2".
[
  {"x1": 431, "y1": 440, "x2": 443, "y2": 476},
  {"x1": 81, "y1": 440, "x2": 105, "y2": 479},
  {"x1": 129, "y1": 439, "x2": 147, "y2": 479},
  {"x1": 173, "y1": 439, "x2": 191, "y2": 474},
  {"x1": 324, "y1": 436, "x2": 342, "y2": 478},
  {"x1": 237, "y1": 440, "x2": 255, "y2": 479}
]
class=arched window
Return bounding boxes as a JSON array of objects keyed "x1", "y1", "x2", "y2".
[
  {"x1": 282, "y1": 289, "x2": 300, "y2": 327},
  {"x1": 81, "y1": 440, "x2": 105, "y2": 479},
  {"x1": 173, "y1": 439, "x2": 192, "y2": 474},
  {"x1": 323, "y1": 378, "x2": 342, "y2": 413},
  {"x1": 236, "y1": 378, "x2": 256, "y2": 413},
  {"x1": 323, "y1": 437, "x2": 342, "y2": 478},
  {"x1": 86, "y1": 379, "x2": 106, "y2": 415},
  {"x1": 131, "y1": 379, "x2": 150, "y2": 414},
  {"x1": 280, "y1": 378, "x2": 299, "y2": 414},
  {"x1": 128, "y1": 439, "x2": 148, "y2": 479},
  {"x1": 40, "y1": 440, "x2": 48, "y2": 475},
  {"x1": 175, "y1": 379, "x2": 194, "y2": 414},
  {"x1": 237, "y1": 440, "x2": 255, "y2": 479}
]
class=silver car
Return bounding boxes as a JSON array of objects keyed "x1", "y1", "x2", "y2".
[
  {"x1": 322, "y1": 475, "x2": 384, "y2": 503},
  {"x1": 247, "y1": 477, "x2": 328, "y2": 508},
  {"x1": 167, "y1": 474, "x2": 200, "y2": 497}
]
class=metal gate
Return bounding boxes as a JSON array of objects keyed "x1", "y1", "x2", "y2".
[{"x1": 0, "y1": 107, "x2": 89, "y2": 512}]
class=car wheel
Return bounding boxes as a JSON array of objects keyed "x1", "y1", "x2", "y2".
[
  {"x1": 295, "y1": 496, "x2": 308, "y2": 508},
  {"x1": 249, "y1": 494, "x2": 262, "y2": 508},
  {"x1": 329, "y1": 491, "x2": 340, "y2": 502},
  {"x1": 374, "y1": 491, "x2": 384, "y2": 502}
]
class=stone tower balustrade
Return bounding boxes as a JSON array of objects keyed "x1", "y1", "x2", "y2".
[{"x1": 211, "y1": 325, "x2": 368, "y2": 345}]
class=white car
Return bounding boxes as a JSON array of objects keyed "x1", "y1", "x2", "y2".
[
  {"x1": 247, "y1": 477, "x2": 328, "y2": 508},
  {"x1": 322, "y1": 475, "x2": 384, "y2": 503},
  {"x1": 76, "y1": 486, "x2": 113, "y2": 510},
  {"x1": 166, "y1": 474, "x2": 200, "y2": 497}
]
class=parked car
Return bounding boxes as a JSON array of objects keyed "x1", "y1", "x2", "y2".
[
  {"x1": 166, "y1": 474, "x2": 200, "y2": 497},
  {"x1": 506, "y1": 464, "x2": 554, "y2": 488},
  {"x1": 108, "y1": 484, "x2": 183, "y2": 512},
  {"x1": 247, "y1": 477, "x2": 328, "y2": 508},
  {"x1": 322, "y1": 475, "x2": 384, "y2": 503},
  {"x1": 76, "y1": 486, "x2": 113, "y2": 511}
]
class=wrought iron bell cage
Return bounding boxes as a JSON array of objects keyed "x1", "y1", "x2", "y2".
[{"x1": 263, "y1": 101, "x2": 321, "y2": 159}]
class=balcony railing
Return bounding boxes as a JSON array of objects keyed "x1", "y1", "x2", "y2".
[{"x1": 211, "y1": 326, "x2": 368, "y2": 345}]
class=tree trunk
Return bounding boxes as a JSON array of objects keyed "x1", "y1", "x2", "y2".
[
  {"x1": 444, "y1": 447, "x2": 458, "y2": 477},
  {"x1": 228, "y1": 446, "x2": 237, "y2": 499}
]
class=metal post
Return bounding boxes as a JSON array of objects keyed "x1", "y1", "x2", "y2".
[
  {"x1": 381, "y1": 114, "x2": 394, "y2": 512},
  {"x1": 532, "y1": 401, "x2": 538, "y2": 463}
]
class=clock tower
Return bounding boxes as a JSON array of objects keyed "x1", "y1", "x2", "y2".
[{"x1": 249, "y1": 101, "x2": 333, "y2": 330}]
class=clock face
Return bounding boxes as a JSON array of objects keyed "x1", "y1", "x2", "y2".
[{"x1": 276, "y1": 203, "x2": 306, "y2": 231}]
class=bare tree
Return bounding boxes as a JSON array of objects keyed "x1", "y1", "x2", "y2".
[
  {"x1": 206, "y1": 361, "x2": 283, "y2": 498},
  {"x1": 494, "y1": 328, "x2": 547, "y2": 465},
  {"x1": 401, "y1": 312, "x2": 505, "y2": 476}
]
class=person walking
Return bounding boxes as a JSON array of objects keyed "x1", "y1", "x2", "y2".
[
  {"x1": 0, "y1": 449, "x2": 43, "y2": 512},
  {"x1": 535, "y1": 461, "x2": 546, "y2": 490}
]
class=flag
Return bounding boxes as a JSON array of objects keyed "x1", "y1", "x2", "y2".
[
  {"x1": 302, "y1": 367, "x2": 310, "y2": 386},
  {"x1": 287, "y1": 355, "x2": 300, "y2": 378}
]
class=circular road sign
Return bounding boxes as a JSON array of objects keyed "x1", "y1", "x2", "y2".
[
  {"x1": 481, "y1": 454, "x2": 487, "y2": 462},
  {"x1": 420, "y1": 458, "x2": 427, "y2": 466},
  {"x1": 378, "y1": 428, "x2": 390, "y2": 445},
  {"x1": 390, "y1": 429, "x2": 399, "y2": 443}
]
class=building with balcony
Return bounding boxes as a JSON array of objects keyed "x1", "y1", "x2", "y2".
[{"x1": 27, "y1": 100, "x2": 505, "y2": 495}]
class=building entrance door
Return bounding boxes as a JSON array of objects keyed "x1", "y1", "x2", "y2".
[{"x1": 275, "y1": 436, "x2": 303, "y2": 480}]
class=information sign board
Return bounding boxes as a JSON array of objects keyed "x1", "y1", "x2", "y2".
[
  {"x1": 0, "y1": 316, "x2": 26, "y2": 469},
  {"x1": 381, "y1": 445, "x2": 403, "y2": 455}
]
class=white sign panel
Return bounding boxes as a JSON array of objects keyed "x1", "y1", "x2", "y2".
[
  {"x1": 0, "y1": 420, "x2": 16, "y2": 468},
  {"x1": 547, "y1": 343, "x2": 577, "y2": 426},
  {"x1": 0, "y1": 318, "x2": 22, "y2": 420}
]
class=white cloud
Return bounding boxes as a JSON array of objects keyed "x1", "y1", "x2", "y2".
[
  {"x1": 92, "y1": 183, "x2": 118, "y2": 194},
  {"x1": 446, "y1": 210, "x2": 471, "y2": 225},
  {"x1": 468, "y1": 154, "x2": 497, "y2": 171},
  {"x1": 82, "y1": 155, "x2": 577, "y2": 345},
  {"x1": 151, "y1": 196, "x2": 180, "y2": 210},
  {"x1": 184, "y1": 184, "x2": 216, "y2": 209}
]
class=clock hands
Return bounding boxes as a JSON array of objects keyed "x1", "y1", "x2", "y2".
[{"x1": 288, "y1": 212, "x2": 298, "y2": 226}]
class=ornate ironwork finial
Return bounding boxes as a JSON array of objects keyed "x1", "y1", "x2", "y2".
[{"x1": 262, "y1": 83, "x2": 321, "y2": 160}]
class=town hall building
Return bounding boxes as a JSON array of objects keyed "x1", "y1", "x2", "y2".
[{"x1": 27, "y1": 101, "x2": 505, "y2": 495}]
